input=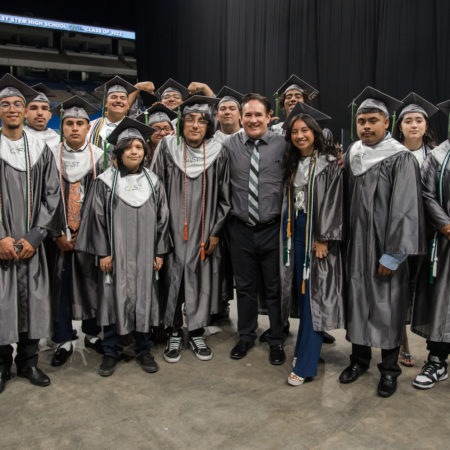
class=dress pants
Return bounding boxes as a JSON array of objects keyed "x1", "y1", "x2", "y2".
[
  {"x1": 351, "y1": 344, "x2": 401, "y2": 377},
  {"x1": 229, "y1": 217, "x2": 283, "y2": 345},
  {"x1": 52, "y1": 252, "x2": 100, "y2": 343},
  {"x1": 293, "y1": 211, "x2": 323, "y2": 377},
  {"x1": 102, "y1": 324, "x2": 152, "y2": 359},
  {"x1": 0, "y1": 333, "x2": 40, "y2": 370},
  {"x1": 427, "y1": 340, "x2": 450, "y2": 361}
]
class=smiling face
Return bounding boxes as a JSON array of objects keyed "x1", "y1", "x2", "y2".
[
  {"x1": 0, "y1": 96, "x2": 26, "y2": 130},
  {"x1": 105, "y1": 92, "x2": 129, "y2": 117},
  {"x1": 121, "y1": 138, "x2": 145, "y2": 172},
  {"x1": 62, "y1": 118, "x2": 90, "y2": 150},
  {"x1": 183, "y1": 112, "x2": 208, "y2": 147},
  {"x1": 356, "y1": 111, "x2": 389, "y2": 146},
  {"x1": 241, "y1": 100, "x2": 270, "y2": 139},
  {"x1": 400, "y1": 112, "x2": 427, "y2": 143},
  {"x1": 290, "y1": 119, "x2": 315, "y2": 156},
  {"x1": 150, "y1": 120, "x2": 173, "y2": 148},
  {"x1": 26, "y1": 101, "x2": 52, "y2": 131},
  {"x1": 283, "y1": 89, "x2": 304, "y2": 114},
  {"x1": 161, "y1": 90, "x2": 183, "y2": 109}
]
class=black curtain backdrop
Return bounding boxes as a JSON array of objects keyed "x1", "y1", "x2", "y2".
[{"x1": 136, "y1": 0, "x2": 450, "y2": 143}]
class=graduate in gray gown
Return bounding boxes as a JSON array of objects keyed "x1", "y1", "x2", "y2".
[
  {"x1": 278, "y1": 102, "x2": 344, "y2": 387},
  {"x1": 24, "y1": 83, "x2": 60, "y2": 149},
  {"x1": 47, "y1": 96, "x2": 105, "y2": 367},
  {"x1": 76, "y1": 118, "x2": 170, "y2": 376},
  {"x1": 151, "y1": 95, "x2": 231, "y2": 363},
  {"x1": 339, "y1": 87, "x2": 427, "y2": 398},
  {"x1": 0, "y1": 74, "x2": 61, "y2": 393},
  {"x1": 411, "y1": 100, "x2": 450, "y2": 390}
]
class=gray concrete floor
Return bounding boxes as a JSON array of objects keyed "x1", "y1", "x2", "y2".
[{"x1": 1, "y1": 303, "x2": 449, "y2": 450}]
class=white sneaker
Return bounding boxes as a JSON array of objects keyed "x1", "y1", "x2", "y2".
[
  {"x1": 412, "y1": 356, "x2": 448, "y2": 390},
  {"x1": 288, "y1": 372, "x2": 306, "y2": 386}
]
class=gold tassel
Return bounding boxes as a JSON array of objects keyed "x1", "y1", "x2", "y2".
[{"x1": 184, "y1": 222, "x2": 188, "y2": 241}]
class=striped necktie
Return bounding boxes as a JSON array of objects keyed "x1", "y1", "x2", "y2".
[{"x1": 248, "y1": 139, "x2": 260, "y2": 225}]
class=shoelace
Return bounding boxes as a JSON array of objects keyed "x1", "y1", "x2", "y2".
[
  {"x1": 421, "y1": 361, "x2": 438, "y2": 377},
  {"x1": 191, "y1": 336, "x2": 207, "y2": 349},
  {"x1": 168, "y1": 336, "x2": 182, "y2": 350}
]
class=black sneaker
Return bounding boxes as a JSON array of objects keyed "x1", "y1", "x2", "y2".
[
  {"x1": 163, "y1": 335, "x2": 183, "y2": 363},
  {"x1": 188, "y1": 335, "x2": 213, "y2": 361},
  {"x1": 136, "y1": 351, "x2": 159, "y2": 373},
  {"x1": 412, "y1": 356, "x2": 448, "y2": 390},
  {"x1": 98, "y1": 355, "x2": 118, "y2": 377}
]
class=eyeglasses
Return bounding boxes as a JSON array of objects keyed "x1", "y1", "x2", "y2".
[
  {"x1": 162, "y1": 93, "x2": 182, "y2": 100},
  {"x1": 153, "y1": 126, "x2": 172, "y2": 134},
  {"x1": 184, "y1": 117, "x2": 209, "y2": 126},
  {"x1": 0, "y1": 101, "x2": 25, "y2": 111}
]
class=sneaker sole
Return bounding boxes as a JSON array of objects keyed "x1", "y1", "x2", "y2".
[
  {"x1": 412, "y1": 380, "x2": 436, "y2": 389},
  {"x1": 193, "y1": 352, "x2": 213, "y2": 361},
  {"x1": 163, "y1": 354, "x2": 181, "y2": 363},
  {"x1": 98, "y1": 368, "x2": 115, "y2": 377}
]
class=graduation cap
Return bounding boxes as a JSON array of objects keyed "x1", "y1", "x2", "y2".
[
  {"x1": 0, "y1": 73, "x2": 38, "y2": 104},
  {"x1": 139, "y1": 91, "x2": 158, "y2": 109},
  {"x1": 282, "y1": 101, "x2": 331, "y2": 130},
  {"x1": 95, "y1": 76, "x2": 137, "y2": 98},
  {"x1": 51, "y1": 95, "x2": 99, "y2": 121},
  {"x1": 437, "y1": 99, "x2": 450, "y2": 139},
  {"x1": 216, "y1": 86, "x2": 243, "y2": 106},
  {"x1": 106, "y1": 117, "x2": 154, "y2": 146},
  {"x1": 136, "y1": 103, "x2": 177, "y2": 126},
  {"x1": 179, "y1": 95, "x2": 219, "y2": 116},
  {"x1": 30, "y1": 83, "x2": 56, "y2": 104},
  {"x1": 275, "y1": 75, "x2": 319, "y2": 100},
  {"x1": 155, "y1": 78, "x2": 190, "y2": 101},
  {"x1": 350, "y1": 86, "x2": 402, "y2": 117},
  {"x1": 398, "y1": 92, "x2": 438, "y2": 119}
]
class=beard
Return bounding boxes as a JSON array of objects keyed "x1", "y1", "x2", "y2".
[{"x1": 4, "y1": 123, "x2": 21, "y2": 130}]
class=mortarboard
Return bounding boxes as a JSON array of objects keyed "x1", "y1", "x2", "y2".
[
  {"x1": 282, "y1": 101, "x2": 331, "y2": 130},
  {"x1": 216, "y1": 86, "x2": 243, "y2": 106},
  {"x1": 30, "y1": 83, "x2": 56, "y2": 104},
  {"x1": 106, "y1": 117, "x2": 154, "y2": 146},
  {"x1": 437, "y1": 99, "x2": 450, "y2": 139},
  {"x1": 274, "y1": 75, "x2": 319, "y2": 100},
  {"x1": 50, "y1": 95, "x2": 99, "y2": 121},
  {"x1": 179, "y1": 95, "x2": 219, "y2": 116},
  {"x1": 136, "y1": 103, "x2": 176, "y2": 126},
  {"x1": 155, "y1": 78, "x2": 190, "y2": 101},
  {"x1": 350, "y1": 86, "x2": 402, "y2": 117},
  {"x1": 0, "y1": 73, "x2": 39, "y2": 104},
  {"x1": 95, "y1": 76, "x2": 137, "y2": 97},
  {"x1": 398, "y1": 92, "x2": 438, "y2": 119}
]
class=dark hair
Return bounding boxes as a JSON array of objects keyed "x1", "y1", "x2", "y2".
[
  {"x1": 241, "y1": 93, "x2": 271, "y2": 115},
  {"x1": 180, "y1": 112, "x2": 215, "y2": 141},
  {"x1": 284, "y1": 113, "x2": 338, "y2": 183},
  {"x1": 112, "y1": 138, "x2": 150, "y2": 169},
  {"x1": 277, "y1": 91, "x2": 312, "y2": 114},
  {"x1": 392, "y1": 112, "x2": 437, "y2": 149}
]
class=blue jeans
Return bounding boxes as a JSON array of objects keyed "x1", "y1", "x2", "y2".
[
  {"x1": 102, "y1": 324, "x2": 152, "y2": 359},
  {"x1": 293, "y1": 211, "x2": 323, "y2": 377}
]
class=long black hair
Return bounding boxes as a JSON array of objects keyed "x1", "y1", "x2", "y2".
[
  {"x1": 392, "y1": 112, "x2": 437, "y2": 149},
  {"x1": 284, "y1": 113, "x2": 338, "y2": 183},
  {"x1": 180, "y1": 113, "x2": 215, "y2": 141}
]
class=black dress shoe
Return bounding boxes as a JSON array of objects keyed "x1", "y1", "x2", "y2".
[
  {"x1": 84, "y1": 336, "x2": 104, "y2": 354},
  {"x1": 98, "y1": 355, "x2": 118, "y2": 377},
  {"x1": 322, "y1": 331, "x2": 336, "y2": 344},
  {"x1": 339, "y1": 362, "x2": 368, "y2": 384},
  {"x1": 51, "y1": 344, "x2": 73, "y2": 367},
  {"x1": 17, "y1": 366, "x2": 51, "y2": 387},
  {"x1": 0, "y1": 368, "x2": 11, "y2": 394},
  {"x1": 269, "y1": 344, "x2": 286, "y2": 365},
  {"x1": 230, "y1": 340, "x2": 254, "y2": 360},
  {"x1": 378, "y1": 374, "x2": 397, "y2": 398}
]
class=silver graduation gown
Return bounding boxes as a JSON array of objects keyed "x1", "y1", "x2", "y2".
[
  {"x1": 75, "y1": 167, "x2": 170, "y2": 335},
  {"x1": 0, "y1": 131, "x2": 61, "y2": 344},
  {"x1": 280, "y1": 155, "x2": 345, "y2": 331},
  {"x1": 47, "y1": 142, "x2": 104, "y2": 320},
  {"x1": 412, "y1": 141, "x2": 450, "y2": 343},
  {"x1": 343, "y1": 137, "x2": 427, "y2": 349},
  {"x1": 152, "y1": 135, "x2": 231, "y2": 331}
]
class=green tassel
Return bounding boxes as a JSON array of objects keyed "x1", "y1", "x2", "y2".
[
  {"x1": 391, "y1": 111, "x2": 397, "y2": 134},
  {"x1": 103, "y1": 142, "x2": 108, "y2": 171},
  {"x1": 176, "y1": 107, "x2": 181, "y2": 145},
  {"x1": 350, "y1": 102, "x2": 355, "y2": 142},
  {"x1": 144, "y1": 109, "x2": 149, "y2": 125},
  {"x1": 275, "y1": 91, "x2": 279, "y2": 124}
]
